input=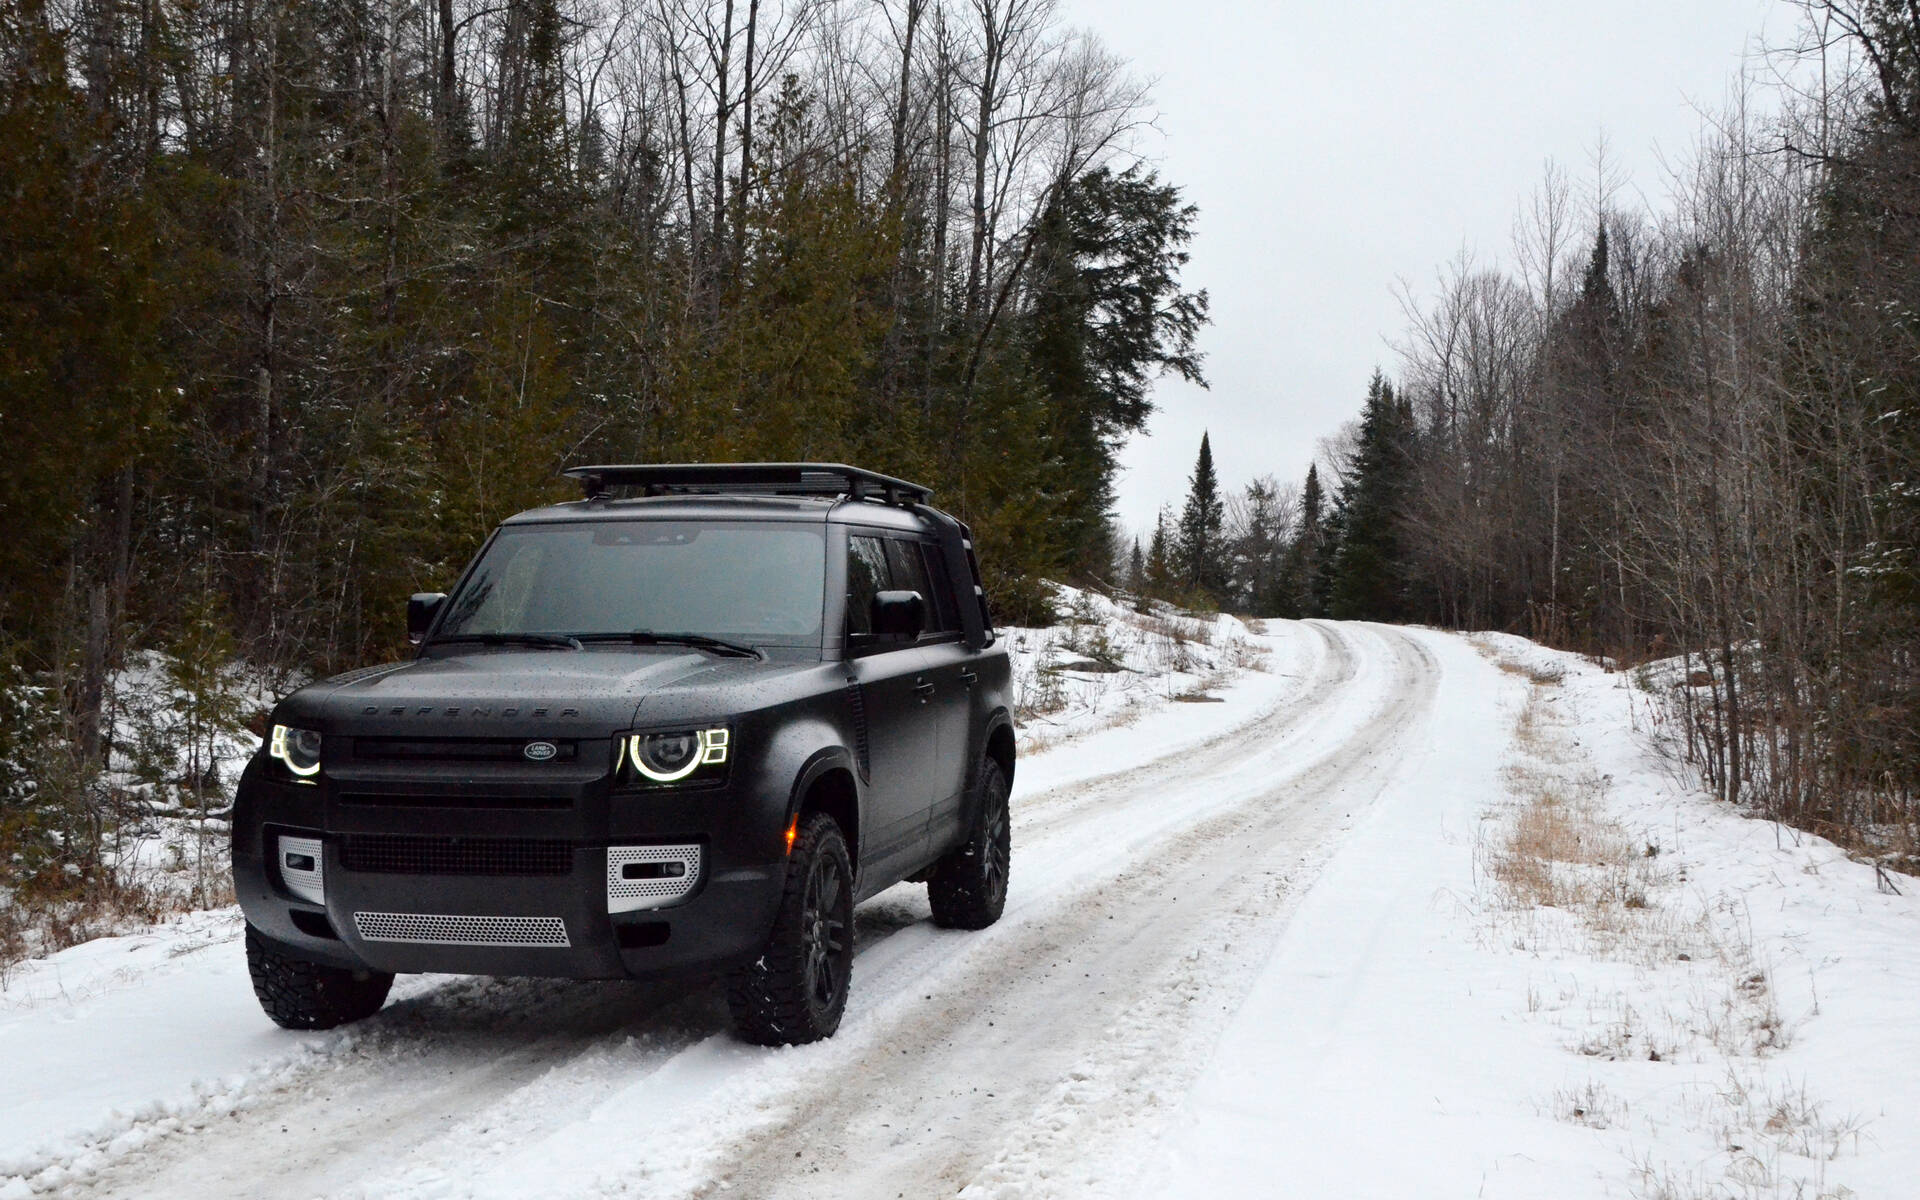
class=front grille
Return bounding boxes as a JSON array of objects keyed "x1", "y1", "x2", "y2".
[
  {"x1": 349, "y1": 738, "x2": 579, "y2": 763},
  {"x1": 353, "y1": 912, "x2": 570, "y2": 947},
  {"x1": 339, "y1": 792, "x2": 572, "y2": 811},
  {"x1": 340, "y1": 835, "x2": 574, "y2": 876}
]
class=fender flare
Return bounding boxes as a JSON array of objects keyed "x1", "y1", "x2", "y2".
[
  {"x1": 784, "y1": 745, "x2": 864, "y2": 860},
  {"x1": 960, "y1": 707, "x2": 1016, "y2": 828}
]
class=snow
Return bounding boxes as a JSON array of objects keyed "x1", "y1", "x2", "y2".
[
  {"x1": 1133, "y1": 629, "x2": 1920, "y2": 1199},
  {"x1": 2, "y1": 618, "x2": 1916, "y2": 1198},
  {"x1": 1001, "y1": 584, "x2": 1265, "y2": 756}
]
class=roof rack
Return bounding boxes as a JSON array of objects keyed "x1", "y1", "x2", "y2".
[{"x1": 562, "y1": 462, "x2": 933, "y2": 506}]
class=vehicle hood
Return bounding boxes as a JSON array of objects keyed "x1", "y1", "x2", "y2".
[{"x1": 281, "y1": 648, "x2": 723, "y2": 737}]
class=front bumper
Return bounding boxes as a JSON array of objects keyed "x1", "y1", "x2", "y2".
[{"x1": 233, "y1": 763, "x2": 789, "y2": 980}]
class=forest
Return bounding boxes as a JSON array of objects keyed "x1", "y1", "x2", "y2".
[
  {"x1": 2, "y1": 0, "x2": 1917, "y2": 933},
  {"x1": 1137, "y1": 2, "x2": 1918, "y2": 863},
  {"x1": 0, "y1": 0, "x2": 1206, "y2": 917}
]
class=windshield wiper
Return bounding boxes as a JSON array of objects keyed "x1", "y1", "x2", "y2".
[
  {"x1": 425, "y1": 632, "x2": 583, "y2": 651},
  {"x1": 575, "y1": 630, "x2": 762, "y2": 659}
]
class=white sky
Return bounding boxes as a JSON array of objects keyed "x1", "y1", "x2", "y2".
[{"x1": 1061, "y1": 0, "x2": 1790, "y2": 539}]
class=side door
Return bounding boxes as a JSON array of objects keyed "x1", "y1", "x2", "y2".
[
  {"x1": 843, "y1": 532, "x2": 935, "y2": 882},
  {"x1": 886, "y1": 536, "x2": 976, "y2": 856}
]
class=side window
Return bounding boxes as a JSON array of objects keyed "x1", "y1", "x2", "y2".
[
  {"x1": 846, "y1": 535, "x2": 891, "y2": 635},
  {"x1": 919, "y1": 544, "x2": 963, "y2": 635},
  {"x1": 883, "y1": 538, "x2": 933, "y2": 606}
]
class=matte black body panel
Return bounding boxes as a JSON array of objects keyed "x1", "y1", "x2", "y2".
[{"x1": 234, "y1": 490, "x2": 1014, "y2": 983}]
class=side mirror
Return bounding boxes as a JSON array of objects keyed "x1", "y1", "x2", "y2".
[
  {"x1": 407, "y1": 593, "x2": 447, "y2": 645},
  {"x1": 870, "y1": 590, "x2": 926, "y2": 640}
]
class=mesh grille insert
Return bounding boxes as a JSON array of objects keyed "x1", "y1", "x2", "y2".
[
  {"x1": 340, "y1": 835, "x2": 573, "y2": 876},
  {"x1": 353, "y1": 912, "x2": 570, "y2": 947},
  {"x1": 606, "y1": 845, "x2": 702, "y2": 913}
]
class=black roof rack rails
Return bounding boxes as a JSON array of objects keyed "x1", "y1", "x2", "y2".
[{"x1": 561, "y1": 462, "x2": 933, "y2": 506}]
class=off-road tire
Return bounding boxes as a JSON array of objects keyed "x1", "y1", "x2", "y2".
[
  {"x1": 927, "y1": 756, "x2": 1010, "y2": 930},
  {"x1": 246, "y1": 924, "x2": 394, "y2": 1030},
  {"x1": 726, "y1": 813, "x2": 855, "y2": 1046}
]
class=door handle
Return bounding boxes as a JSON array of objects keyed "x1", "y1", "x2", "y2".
[{"x1": 958, "y1": 670, "x2": 978, "y2": 686}]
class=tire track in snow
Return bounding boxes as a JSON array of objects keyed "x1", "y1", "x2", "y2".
[
  {"x1": 49, "y1": 621, "x2": 1416, "y2": 1200},
  {"x1": 671, "y1": 625, "x2": 1439, "y2": 1200}
]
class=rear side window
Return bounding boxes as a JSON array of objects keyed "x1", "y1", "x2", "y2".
[
  {"x1": 883, "y1": 538, "x2": 934, "y2": 607},
  {"x1": 918, "y1": 544, "x2": 962, "y2": 634},
  {"x1": 846, "y1": 535, "x2": 891, "y2": 635}
]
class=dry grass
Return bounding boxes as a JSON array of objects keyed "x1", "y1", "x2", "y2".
[
  {"x1": 1551, "y1": 1080, "x2": 1628, "y2": 1130},
  {"x1": 0, "y1": 828, "x2": 233, "y2": 982},
  {"x1": 1470, "y1": 641, "x2": 1859, "y2": 1198},
  {"x1": 1483, "y1": 687, "x2": 1652, "y2": 925}
]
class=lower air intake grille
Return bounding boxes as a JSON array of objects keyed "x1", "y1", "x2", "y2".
[
  {"x1": 340, "y1": 835, "x2": 573, "y2": 877},
  {"x1": 606, "y1": 844, "x2": 703, "y2": 913},
  {"x1": 353, "y1": 911, "x2": 570, "y2": 947}
]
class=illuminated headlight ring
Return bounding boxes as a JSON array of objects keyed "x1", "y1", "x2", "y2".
[
  {"x1": 627, "y1": 728, "x2": 729, "y2": 783},
  {"x1": 270, "y1": 724, "x2": 323, "y2": 778}
]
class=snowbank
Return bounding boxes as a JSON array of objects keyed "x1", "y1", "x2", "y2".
[{"x1": 1001, "y1": 584, "x2": 1264, "y2": 754}]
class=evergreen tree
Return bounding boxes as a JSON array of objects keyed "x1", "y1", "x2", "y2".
[
  {"x1": 1175, "y1": 433, "x2": 1227, "y2": 601},
  {"x1": 1283, "y1": 463, "x2": 1329, "y2": 618},
  {"x1": 1226, "y1": 477, "x2": 1289, "y2": 616},
  {"x1": 1329, "y1": 372, "x2": 1416, "y2": 619},
  {"x1": 1024, "y1": 165, "x2": 1210, "y2": 580},
  {"x1": 1128, "y1": 538, "x2": 1145, "y2": 593},
  {"x1": 1145, "y1": 510, "x2": 1174, "y2": 600}
]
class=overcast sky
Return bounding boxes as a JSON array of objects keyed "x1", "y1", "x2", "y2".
[{"x1": 1060, "y1": 0, "x2": 1789, "y2": 539}]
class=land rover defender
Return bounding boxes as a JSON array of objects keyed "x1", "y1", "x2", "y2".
[{"x1": 231, "y1": 463, "x2": 1014, "y2": 1045}]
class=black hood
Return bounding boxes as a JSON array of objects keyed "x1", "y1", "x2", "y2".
[{"x1": 280, "y1": 647, "x2": 721, "y2": 737}]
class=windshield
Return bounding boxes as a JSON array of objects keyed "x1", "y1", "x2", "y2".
[{"x1": 436, "y1": 520, "x2": 827, "y2": 647}]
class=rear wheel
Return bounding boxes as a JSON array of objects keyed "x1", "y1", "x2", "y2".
[
  {"x1": 726, "y1": 813, "x2": 855, "y2": 1045},
  {"x1": 245, "y1": 925, "x2": 393, "y2": 1030},
  {"x1": 928, "y1": 756, "x2": 1011, "y2": 930}
]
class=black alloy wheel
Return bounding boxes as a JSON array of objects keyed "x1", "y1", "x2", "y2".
[
  {"x1": 726, "y1": 812, "x2": 856, "y2": 1045},
  {"x1": 928, "y1": 756, "x2": 1011, "y2": 930},
  {"x1": 802, "y1": 849, "x2": 849, "y2": 1013}
]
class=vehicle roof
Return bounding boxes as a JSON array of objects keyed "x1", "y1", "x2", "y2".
[{"x1": 501, "y1": 493, "x2": 936, "y2": 533}]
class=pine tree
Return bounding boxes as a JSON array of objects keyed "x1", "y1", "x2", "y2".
[
  {"x1": 1329, "y1": 372, "x2": 1416, "y2": 620},
  {"x1": 1284, "y1": 463, "x2": 1328, "y2": 618},
  {"x1": 1128, "y1": 538, "x2": 1145, "y2": 593},
  {"x1": 1230, "y1": 477, "x2": 1290, "y2": 616},
  {"x1": 1175, "y1": 433, "x2": 1227, "y2": 601},
  {"x1": 1145, "y1": 510, "x2": 1174, "y2": 600},
  {"x1": 1023, "y1": 165, "x2": 1209, "y2": 580}
]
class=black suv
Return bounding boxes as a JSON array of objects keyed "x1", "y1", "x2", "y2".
[{"x1": 232, "y1": 463, "x2": 1014, "y2": 1045}]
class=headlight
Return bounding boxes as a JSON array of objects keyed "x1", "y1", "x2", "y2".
[
  {"x1": 624, "y1": 728, "x2": 729, "y2": 786},
  {"x1": 270, "y1": 724, "x2": 323, "y2": 778}
]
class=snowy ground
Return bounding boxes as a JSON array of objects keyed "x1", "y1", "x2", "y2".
[
  {"x1": 1000, "y1": 585, "x2": 1262, "y2": 754},
  {"x1": 2, "y1": 622, "x2": 1914, "y2": 1199}
]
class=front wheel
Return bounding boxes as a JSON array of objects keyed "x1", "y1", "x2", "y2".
[
  {"x1": 726, "y1": 813, "x2": 855, "y2": 1045},
  {"x1": 927, "y1": 756, "x2": 1011, "y2": 929},
  {"x1": 245, "y1": 925, "x2": 393, "y2": 1030}
]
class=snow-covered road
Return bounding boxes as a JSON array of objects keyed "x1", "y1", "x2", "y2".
[
  {"x1": 2, "y1": 619, "x2": 1448, "y2": 1198},
  {"x1": 11, "y1": 619, "x2": 1913, "y2": 1198}
]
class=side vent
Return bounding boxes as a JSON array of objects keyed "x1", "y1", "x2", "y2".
[{"x1": 845, "y1": 681, "x2": 870, "y2": 779}]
